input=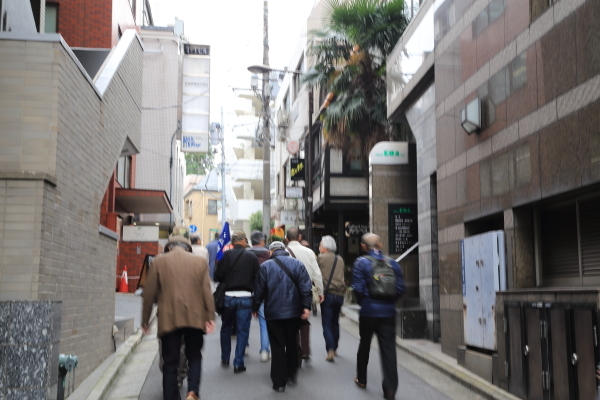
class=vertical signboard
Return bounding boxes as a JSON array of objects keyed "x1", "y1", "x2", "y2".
[
  {"x1": 182, "y1": 44, "x2": 210, "y2": 153},
  {"x1": 388, "y1": 204, "x2": 418, "y2": 254}
]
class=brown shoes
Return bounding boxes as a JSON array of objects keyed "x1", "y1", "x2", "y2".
[
  {"x1": 186, "y1": 392, "x2": 199, "y2": 400},
  {"x1": 326, "y1": 349, "x2": 335, "y2": 362}
]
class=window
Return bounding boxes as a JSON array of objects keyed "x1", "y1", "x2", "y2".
[
  {"x1": 44, "y1": 3, "x2": 58, "y2": 33},
  {"x1": 292, "y1": 55, "x2": 304, "y2": 102},
  {"x1": 116, "y1": 156, "x2": 131, "y2": 188},
  {"x1": 207, "y1": 199, "x2": 217, "y2": 215},
  {"x1": 1, "y1": 10, "x2": 8, "y2": 32},
  {"x1": 472, "y1": 0, "x2": 505, "y2": 38},
  {"x1": 531, "y1": 0, "x2": 560, "y2": 22}
]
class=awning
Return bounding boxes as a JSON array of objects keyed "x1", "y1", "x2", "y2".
[{"x1": 115, "y1": 188, "x2": 173, "y2": 214}]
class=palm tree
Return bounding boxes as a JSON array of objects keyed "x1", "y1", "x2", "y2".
[{"x1": 303, "y1": 0, "x2": 411, "y2": 161}]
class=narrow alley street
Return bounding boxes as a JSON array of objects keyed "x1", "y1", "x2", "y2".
[{"x1": 135, "y1": 312, "x2": 483, "y2": 400}]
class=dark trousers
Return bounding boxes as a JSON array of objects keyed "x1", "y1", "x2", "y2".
[
  {"x1": 298, "y1": 319, "x2": 310, "y2": 356},
  {"x1": 356, "y1": 316, "x2": 398, "y2": 395},
  {"x1": 321, "y1": 293, "x2": 344, "y2": 351},
  {"x1": 267, "y1": 318, "x2": 301, "y2": 388},
  {"x1": 161, "y1": 328, "x2": 204, "y2": 400}
]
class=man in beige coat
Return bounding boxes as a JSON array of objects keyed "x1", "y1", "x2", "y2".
[{"x1": 142, "y1": 235, "x2": 216, "y2": 400}]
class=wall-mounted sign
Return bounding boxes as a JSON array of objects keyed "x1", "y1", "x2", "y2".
[
  {"x1": 388, "y1": 204, "x2": 417, "y2": 254},
  {"x1": 184, "y1": 44, "x2": 210, "y2": 55},
  {"x1": 369, "y1": 142, "x2": 409, "y2": 165},
  {"x1": 182, "y1": 43, "x2": 210, "y2": 153},
  {"x1": 280, "y1": 210, "x2": 298, "y2": 226},
  {"x1": 285, "y1": 186, "x2": 303, "y2": 199},
  {"x1": 290, "y1": 158, "x2": 305, "y2": 181},
  {"x1": 345, "y1": 221, "x2": 369, "y2": 237},
  {"x1": 182, "y1": 134, "x2": 209, "y2": 153},
  {"x1": 122, "y1": 226, "x2": 159, "y2": 242}
]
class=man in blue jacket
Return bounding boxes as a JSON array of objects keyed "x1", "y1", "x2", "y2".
[
  {"x1": 352, "y1": 233, "x2": 405, "y2": 400},
  {"x1": 252, "y1": 241, "x2": 312, "y2": 392}
]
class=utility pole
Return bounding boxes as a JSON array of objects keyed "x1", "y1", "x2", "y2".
[{"x1": 261, "y1": 0, "x2": 271, "y2": 238}]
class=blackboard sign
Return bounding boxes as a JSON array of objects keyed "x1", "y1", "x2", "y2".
[{"x1": 388, "y1": 204, "x2": 418, "y2": 254}]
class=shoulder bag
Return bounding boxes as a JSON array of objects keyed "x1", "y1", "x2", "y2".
[
  {"x1": 213, "y1": 249, "x2": 245, "y2": 314},
  {"x1": 323, "y1": 255, "x2": 339, "y2": 295}
]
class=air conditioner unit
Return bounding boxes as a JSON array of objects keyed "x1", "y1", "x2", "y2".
[{"x1": 277, "y1": 109, "x2": 290, "y2": 128}]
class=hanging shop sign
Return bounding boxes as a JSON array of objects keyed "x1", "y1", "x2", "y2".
[
  {"x1": 285, "y1": 186, "x2": 304, "y2": 199},
  {"x1": 388, "y1": 204, "x2": 418, "y2": 254},
  {"x1": 345, "y1": 221, "x2": 369, "y2": 237},
  {"x1": 290, "y1": 158, "x2": 305, "y2": 181},
  {"x1": 369, "y1": 141, "x2": 409, "y2": 165}
]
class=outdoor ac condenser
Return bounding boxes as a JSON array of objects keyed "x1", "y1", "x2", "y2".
[{"x1": 461, "y1": 231, "x2": 506, "y2": 351}]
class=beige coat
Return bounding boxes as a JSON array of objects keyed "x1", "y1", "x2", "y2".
[
  {"x1": 317, "y1": 252, "x2": 346, "y2": 297},
  {"x1": 142, "y1": 247, "x2": 215, "y2": 337}
]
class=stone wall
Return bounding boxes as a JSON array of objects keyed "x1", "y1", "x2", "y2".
[
  {"x1": 370, "y1": 144, "x2": 418, "y2": 299},
  {"x1": 0, "y1": 300, "x2": 62, "y2": 399}
]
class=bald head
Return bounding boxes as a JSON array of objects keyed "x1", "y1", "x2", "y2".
[
  {"x1": 286, "y1": 227, "x2": 300, "y2": 242},
  {"x1": 361, "y1": 233, "x2": 381, "y2": 251}
]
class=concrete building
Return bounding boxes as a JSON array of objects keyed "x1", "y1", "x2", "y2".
[
  {"x1": 183, "y1": 172, "x2": 221, "y2": 243},
  {"x1": 387, "y1": 0, "x2": 600, "y2": 397}
]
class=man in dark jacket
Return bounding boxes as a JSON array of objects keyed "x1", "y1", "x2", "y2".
[
  {"x1": 247, "y1": 231, "x2": 271, "y2": 362},
  {"x1": 352, "y1": 233, "x2": 405, "y2": 400},
  {"x1": 252, "y1": 241, "x2": 312, "y2": 392},
  {"x1": 214, "y1": 231, "x2": 260, "y2": 373}
]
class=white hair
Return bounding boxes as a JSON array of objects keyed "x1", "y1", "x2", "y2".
[{"x1": 320, "y1": 236, "x2": 337, "y2": 253}]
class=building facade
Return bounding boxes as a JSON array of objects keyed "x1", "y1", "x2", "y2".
[
  {"x1": 388, "y1": 0, "x2": 600, "y2": 396},
  {"x1": 184, "y1": 172, "x2": 221, "y2": 243},
  {"x1": 0, "y1": 27, "x2": 144, "y2": 390}
]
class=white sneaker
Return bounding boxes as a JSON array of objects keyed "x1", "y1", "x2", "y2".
[{"x1": 260, "y1": 350, "x2": 270, "y2": 362}]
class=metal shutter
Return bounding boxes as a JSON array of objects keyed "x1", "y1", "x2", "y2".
[
  {"x1": 540, "y1": 204, "x2": 579, "y2": 281},
  {"x1": 580, "y1": 198, "x2": 600, "y2": 277}
]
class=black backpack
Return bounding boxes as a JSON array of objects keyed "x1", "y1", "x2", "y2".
[{"x1": 365, "y1": 256, "x2": 396, "y2": 300}]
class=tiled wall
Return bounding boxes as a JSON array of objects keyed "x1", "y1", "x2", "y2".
[
  {"x1": 433, "y1": 0, "x2": 600, "y2": 356},
  {"x1": 0, "y1": 34, "x2": 143, "y2": 386}
]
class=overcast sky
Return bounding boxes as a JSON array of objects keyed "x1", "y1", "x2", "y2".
[{"x1": 149, "y1": 0, "x2": 318, "y2": 142}]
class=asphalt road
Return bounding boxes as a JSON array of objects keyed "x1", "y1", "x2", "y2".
[{"x1": 139, "y1": 310, "x2": 483, "y2": 400}]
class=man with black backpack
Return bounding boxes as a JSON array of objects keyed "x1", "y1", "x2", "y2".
[{"x1": 351, "y1": 233, "x2": 405, "y2": 400}]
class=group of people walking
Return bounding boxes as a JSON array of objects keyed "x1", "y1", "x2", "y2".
[{"x1": 141, "y1": 226, "x2": 405, "y2": 400}]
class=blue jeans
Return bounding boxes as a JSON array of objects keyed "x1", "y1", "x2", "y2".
[
  {"x1": 321, "y1": 293, "x2": 344, "y2": 351},
  {"x1": 220, "y1": 296, "x2": 253, "y2": 367},
  {"x1": 258, "y1": 302, "x2": 270, "y2": 353}
]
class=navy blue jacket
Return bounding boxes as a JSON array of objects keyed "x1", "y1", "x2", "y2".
[
  {"x1": 351, "y1": 249, "x2": 405, "y2": 318},
  {"x1": 252, "y1": 250, "x2": 312, "y2": 320}
]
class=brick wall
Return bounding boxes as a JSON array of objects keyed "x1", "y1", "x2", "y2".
[
  {"x1": 116, "y1": 241, "x2": 162, "y2": 292},
  {"x1": 51, "y1": 0, "x2": 136, "y2": 48}
]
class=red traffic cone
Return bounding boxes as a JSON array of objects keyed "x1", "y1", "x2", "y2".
[{"x1": 119, "y1": 266, "x2": 129, "y2": 293}]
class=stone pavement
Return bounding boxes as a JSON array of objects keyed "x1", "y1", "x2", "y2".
[{"x1": 138, "y1": 310, "x2": 482, "y2": 400}]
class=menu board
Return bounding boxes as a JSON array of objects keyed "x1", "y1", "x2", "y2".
[{"x1": 388, "y1": 204, "x2": 418, "y2": 254}]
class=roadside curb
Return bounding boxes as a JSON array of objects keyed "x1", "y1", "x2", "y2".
[
  {"x1": 84, "y1": 307, "x2": 156, "y2": 400},
  {"x1": 341, "y1": 306, "x2": 520, "y2": 400}
]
